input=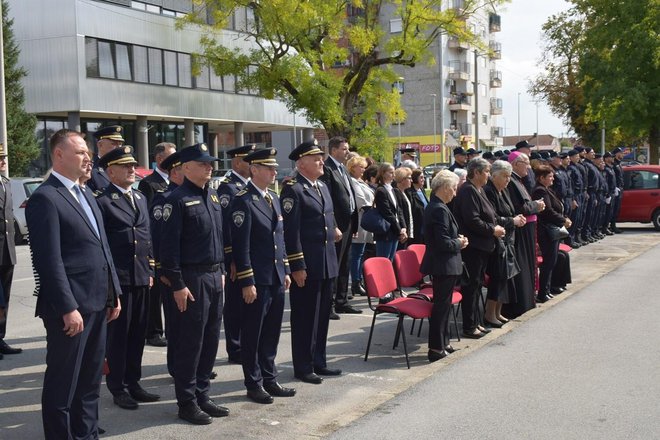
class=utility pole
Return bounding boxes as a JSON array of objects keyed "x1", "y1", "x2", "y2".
[
  {"x1": 473, "y1": 50, "x2": 479, "y2": 150},
  {"x1": 430, "y1": 93, "x2": 437, "y2": 165},
  {"x1": 517, "y1": 92, "x2": 521, "y2": 142}
]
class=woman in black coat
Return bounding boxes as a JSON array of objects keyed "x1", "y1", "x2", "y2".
[
  {"x1": 453, "y1": 158, "x2": 506, "y2": 338},
  {"x1": 532, "y1": 165, "x2": 572, "y2": 303},
  {"x1": 420, "y1": 170, "x2": 468, "y2": 362},
  {"x1": 373, "y1": 163, "x2": 407, "y2": 261},
  {"x1": 405, "y1": 169, "x2": 428, "y2": 244}
]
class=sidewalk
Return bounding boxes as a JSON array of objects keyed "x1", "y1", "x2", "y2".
[{"x1": 0, "y1": 224, "x2": 658, "y2": 439}]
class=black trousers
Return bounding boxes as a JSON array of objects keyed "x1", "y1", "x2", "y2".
[
  {"x1": 223, "y1": 277, "x2": 242, "y2": 359},
  {"x1": 290, "y1": 277, "x2": 334, "y2": 376},
  {"x1": 168, "y1": 269, "x2": 223, "y2": 406},
  {"x1": 428, "y1": 275, "x2": 458, "y2": 350},
  {"x1": 145, "y1": 276, "x2": 164, "y2": 340},
  {"x1": 241, "y1": 284, "x2": 285, "y2": 390},
  {"x1": 538, "y1": 227, "x2": 560, "y2": 295},
  {"x1": 610, "y1": 192, "x2": 622, "y2": 226},
  {"x1": 106, "y1": 285, "x2": 149, "y2": 395},
  {"x1": 334, "y1": 224, "x2": 353, "y2": 307},
  {"x1": 42, "y1": 309, "x2": 106, "y2": 440},
  {"x1": 461, "y1": 247, "x2": 490, "y2": 332},
  {"x1": 583, "y1": 192, "x2": 598, "y2": 236},
  {"x1": 0, "y1": 264, "x2": 14, "y2": 339}
]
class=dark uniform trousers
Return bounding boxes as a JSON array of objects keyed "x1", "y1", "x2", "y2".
[
  {"x1": 334, "y1": 224, "x2": 353, "y2": 307},
  {"x1": 223, "y1": 277, "x2": 242, "y2": 359},
  {"x1": 290, "y1": 278, "x2": 334, "y2": 376},
  {"x1": 169, "y1": 269, "x2": 223, "y2": 406},
  {"x1": 569, "y1": 193, "x2": 584, "y2": 240},
  {"x1": 42, "y1": 310, "x2": 106, "y2": 440},
  {"x1": 241, "y1": 284, "x2": 285, "y2": 389},
  {"x1": 106, "y1": 285, "x2": 149, "y2": 395}
]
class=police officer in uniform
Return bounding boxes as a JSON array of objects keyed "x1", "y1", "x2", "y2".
[
  {"x1": 610, "y1": 147, "x2": 625, "y2": 233},
  {"x1": 160, "y1": 143, "x2": 229, "y2": 425},
  {"x1": 600, "y1": 153, "x2": 617, "y2": 235},
  {"x1": 88, "y1": 125, "x2": 124, "y2": 195},
  {"x1": 281, "y1": 140, "x2": 341, "y2": 385},
  {"x1": 448, "y1": 147, "x2": 468, "y2": 172},
  {"x1": 514, "y1": 141, "x2": 536, "y2": 193},
  {"x1": 230, "y1": 148, "x2": 296, "y2": 404},
  {"x1": 218, "y1": 144, "x2": 256, "y2": 364},
  {"x1": 149, "y1": 151, "x2": 183, "y2": 374},
  {"x1": 581, "y1": 148, "x2": 601, "y2": 242},
  {"x1": 95, "y1": 147, "x2": 160, "y2": 409},
  {"x1": 549, "y1": 151, "x2": 572, "y2": 216},
  {"x1": 0, "y1": 152, "x2": 19, "y2": 357},
  {"x1": 566, "y1": 149, "x2": 584, "y2": 247}
]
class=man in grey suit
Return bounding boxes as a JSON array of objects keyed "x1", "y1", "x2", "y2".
[
  {"x1": 27, "y1": 129, "x2": 122, "y2": 439},
  {"x1": 0, "y1": 152, "x2": 18, "y2": 358}
]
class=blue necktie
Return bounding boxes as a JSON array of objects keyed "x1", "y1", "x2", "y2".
[{"x1": 74, "y1": 185, "x2": 100, "y2": 237}]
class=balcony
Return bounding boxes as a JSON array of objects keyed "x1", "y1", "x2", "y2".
[
  {"x1": 449, "y1": 122, "x2": 472, "y2": 137},
  {"x1": 448, "y1": 36, "x2": 470, "y2": 50},
  {"x1": 490, "y1": 70, "x2": 502, "y2": 88},
  {"x1": 490, "y1": 98, "x2": 503, "y2": 115},
  {"x1": 449, "y1": 60, "x2": 471, "y2": 81},
  {"x1": 491, "y1": 126, "x2": 504, "y2": 138},
  {"x1": 489, "y1": 13, "x2": 501, "y2": 32},
  {"x1": 452, "y1": 0, "x2": 466, "y2": 13},
  {"x1": 489, "y1": 41, "x2": 501, "y2": 59},
  {"x1": 448, "y1": 93, "x2": 472, "y2": 111}
]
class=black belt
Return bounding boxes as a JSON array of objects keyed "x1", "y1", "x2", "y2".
[{"x1": 181, "y1": 263, "x2": 221, "y2": 273}]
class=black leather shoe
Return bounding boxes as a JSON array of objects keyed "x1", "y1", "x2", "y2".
[
  {"x1": 210, "y1": 371, "x2": 218, "y2": 379},
  {"x1": 462, "y1": 330, "x2": 486, "y2": 339},
  {"x1": 550, "y1": 287, "x2": 564, "y2": 295},
  {"x1": 0, "y1": 340, "x2": 22, "y2": 355},
  {"x1": 247, "y1": 387, "x2": 274, "y2": 404},
  {"x1": 128, "y1": 385, "x2": 160, "y2": 402},
  {"x1": 98, "y1": 427, "x2": 106, "y2": 435},
  {"x1": 178, "y1": 402, "x2": 212, "y2": 425},
  {"x1": 335, "y1": 304, "x2": 362, "y2": 314},
  {"x1": 477, "y1": 326, "x2": 491, "y2": 334},
  {"x1": 352, "y1": 283, "x2": 367, "y2": 296},
  {"x1": 328, "y1": 311, "x2": 340, "y2": 320},
  {"x1": 113, "y1": 392, "x2": 138, "y2": 410},
  {"x1": 536, "y1": 294, "x2": 550, "y2": 303},
  {"x1": 295, "y1": 372, "x2": 323, "y2": 384},
  {"x1": 612, "y1": 227, "x2": 623, "y2": 234},
  {"x1": 428, "y1": 349, "x2": 448, "y2": 363},
  {"x1": 199, "y1": 399, "x2": 230, "y2": 417},
  {"x1": 444, "y1": 345, "x2": 458, "y2": 354},
  {"x1": 264, "y1": 382, "x2": 296, "y2": 397},
  {"x1": 314, "y1": 366, "x2": 342, "y2": 376},
  {"x1": 484, "y1": 319, "x2": 503, "y2": 328},
  {"x1": 146, "y1": 335, "x2": 167, "y2": 347},
  {"x1": 227, "y1": 355, "x2": 242, "y2": 364}
]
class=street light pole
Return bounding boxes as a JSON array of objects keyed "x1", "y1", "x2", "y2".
[
  {"x1": 517, "y1": 92, "x2": 521, "y2": 142},
  {"x1": 0, "y1": 1, "x2": 8, "y2": 176},
  {"x1": 431, "y1": 93, "x2": 437, "y2": 166}
]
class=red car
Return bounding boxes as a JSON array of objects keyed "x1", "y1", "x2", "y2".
[{"x1": 618, "y1": 165, "x2": 660, "y2": 230}]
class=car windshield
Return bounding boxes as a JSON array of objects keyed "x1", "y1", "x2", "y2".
[{"x1": 24, "y1": 181, "x2": 42, "y2": 197}]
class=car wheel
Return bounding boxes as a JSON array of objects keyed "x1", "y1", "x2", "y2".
[
  {"x1": 13, "y1": 220, "x2": 24, "y2": 245},
  {"x1": 653, "y1": 209, "x2": 660, "y2": 231}
]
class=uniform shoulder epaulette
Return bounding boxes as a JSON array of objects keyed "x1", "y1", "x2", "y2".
[
  {"x1": 218, "y1": 176, "x2": 230, "y2": 184},
  {"x1": 236, "y1": 189, "x2": 248, "y2": 197},
  {"x1": 155, "y1": 188, "x2": 166, "y2": 193},
  {"x1": 267, "y1": 188, "x2": 277, "y2": 194},
  {"x1": 285, "y1": 179, "x2": 297, "y2": 186},
  {"x1": 133, "y1": 188, "x2": 145, "y2": 196}
]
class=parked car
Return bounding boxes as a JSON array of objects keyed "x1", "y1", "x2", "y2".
[
  {"x1": 10, "y1": 177, "x2": 43, "y2": 244},
  {"x1": 423, "y1": 162, "x2": 448, "y2": 178},
  {"x1": 618, "y1": 165, "x2": 660, "y2": 230}
]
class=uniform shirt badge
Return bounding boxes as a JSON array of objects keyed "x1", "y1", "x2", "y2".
[
  {"x1": 211, "y1": 194, "x2": 219, "y2": 203},
  {"x1": 252, "y1": 195, "x2": 259, "y2": 202},
  {"x1": 282, "y1": 198, "x2": 294, "y2": 213},
  {"x1": 152, "y1": 205, "x2": 163, "y2": 220},
  {"x1": 233, "y1": 211, "x2": 245, "y2": 227},
  {"x1": 163, "y1": 204, "x2": 172, "y2": 221},
  {"x1": 111, "y1": 193, "x2": 119, "y2": 200},
  {"x1": 219, "y1": 194, "x2": 230, "y2": 208}
]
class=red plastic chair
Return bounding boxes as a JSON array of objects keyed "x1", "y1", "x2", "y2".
[
  {"x1": 393, "y1": 250, "x2": 463, "y2": 341},
  {"x1": 559, "y1": 243, "x2": 573, "y2": 253},
  {"x1": 363, "y1": 257, "x2": 433, "y2": 369}
]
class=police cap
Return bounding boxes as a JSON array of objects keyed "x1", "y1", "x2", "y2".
[
  {"x1": 568, "y1": 149, "x2": 579, "y2": 156},
  {"x1": 482, "y1": 151, "x2": 494, "y2": 160},
  {"x1": 161, "y1": 151, "x2": 183, "y2": 171},
  {"x1": 515, "y1": 140, "x2": 534, "y2": 150},
  {"x1": 400, "y1": 147, "x2": 417, "y2": 157},
  {"x1": 453, "y1": 147, "x2": 467, "y2": 156},
  {"x1": 466, "y1": 148, "x2": 482, "y2": 155},
  {"x1": 94, "y1": 125, "x2": 125, "y2": 142},
  {"x1": 289, "y1": 140, "x2": 323, "y2": 161},
  {"x1": 245, "y1": 148, "x2": 279, "y2": 167},
  {"x1": 227, "y1": 144, "x2": 257, "y2": 158},
  {"x1": 611, "y1": 147, "x2": 624, "y2": 155},
  {"x1": 98, "y1": 146, "x2": 137, "y2": 168},
  {"x1": 179, "y1": 143, "x2": 219, "y2": 163}
]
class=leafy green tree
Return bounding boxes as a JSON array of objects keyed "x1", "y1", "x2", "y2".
[
  {"x1": 182, "y1": 0, "x2": 506, "y2": 153},
  {"x1": 2, "y1": 0, "x2": 39, "y2": 176}
]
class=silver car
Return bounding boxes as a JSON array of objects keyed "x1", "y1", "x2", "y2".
[{"x1": 10, "y1": 177, "x2": 43, "y2": 244}]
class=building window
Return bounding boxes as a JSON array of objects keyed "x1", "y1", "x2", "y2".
[
  {"x1": 85, "y1": 38, "x2": 99, "y2": 77},
  {"x1": 390, "y1": 18, "x2": 402, "y2": 33},
  {"x1": 482, "y1": 113, "x2": 488, "y2": 125},
  {"x1": 145, "y1": 4, "x2": 160, "y2": 14},
  {"x1": 392, "y1": 79, "x2": 404, "y2": 94},
  {"x1": 148, "y1": 48, "x2": 163, "y2": 84},
  {"x1": 195, "y1": 63, "x2": 210, "y2": 89},
  {"x1": 115, "y1": 43, "x2": 132, "y2": 80},
  {"x1": 224, "y1": 74, "x2": 236, "y2": 93},
  {"x1": 130, "y1": 1, "x2": 146, "y2": 10},
  {"x1": 210, "y1": 68, "x2": 224, "y2": 91},
  {"x1": 98, "y1": 41, "x2": 115, "y2": 79},
  {"x1": 133, "y1": 45, "x2": 149, "y2": 83},
  {"x1": 163, "y1": 51, "x2": 178, "y2": 86},
  {"x1": 178, "y1": 53, "x2": 192, "y2": 88},
  {"x1": 162, "y1": 9, "x2": 176, "y2": 17}
]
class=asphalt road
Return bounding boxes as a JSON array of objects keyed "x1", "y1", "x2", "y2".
[
  {"x1": 0, "y1": 224, "x2": 659, "y2": 439},
  {"x1": 329, "y1": 235, "x2": 660, "y2": 440}
]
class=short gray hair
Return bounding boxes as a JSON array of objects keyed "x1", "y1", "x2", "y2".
[
  {"x1": 466, "y1": 157, "x2": 490, "y2": 179},
  {"x1": 490, "y1": 159, "x2": 512, "y2": 177},
  {"x1": 453, "y1": 168, "x2": 467, "y2": 179},
  {"x1": 431, "y1": 169, "x2": 459, "y2": 193}
]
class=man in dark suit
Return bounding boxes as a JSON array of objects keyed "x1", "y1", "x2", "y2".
[
  {"x1": 26, "y1": 129, "x2": 122, "y2": 439},
  {"x1": 96, "y1": 147, "x2": 160, "y2": 410},
  {"x1": 0, "y1": 152, "x2": 19, "y2": 358},
  {"x1": 87, "y1": 125, "x2": 125, "y2": 195},
  {"x1": 281, "y1": 140, "x2": 341, "y2": 385},
  {"x1": 514, "y1": 140, "x2": 536, "y2": 193},
  {"x1": 448, "y1": 147, "x2": 468, "y2": 172},
  {"x1": 140, "y1": 142, "x2": 176, "y2": 347},
  {"x1": 217, "y1": 144, "x2": 256, "y2": 364},
  {"x1": 160, "y1": 143, "x2": 229, "y2": 425},
  {"x1": 230, "y1": 148, "x2": 296, "y2": 404},
  {"x1": 320, "y1": 136, "x2": 361, "y2": 317}
]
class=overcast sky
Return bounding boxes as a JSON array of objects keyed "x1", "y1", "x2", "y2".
[{"x1": 497, "y1": 0, "x2": 573, "y2": 138}]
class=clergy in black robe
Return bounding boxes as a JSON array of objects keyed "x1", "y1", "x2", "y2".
[{"x1": 502, "y1": 152, "x2": 544, "y2": 318}]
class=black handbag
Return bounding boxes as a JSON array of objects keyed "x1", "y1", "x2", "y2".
[
  {"x1": 360, "y1": 206, "x2": 390, "y2": 234},
  {"x1": 545, "y1": 224, "x2": 569, "y2": 241}
]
